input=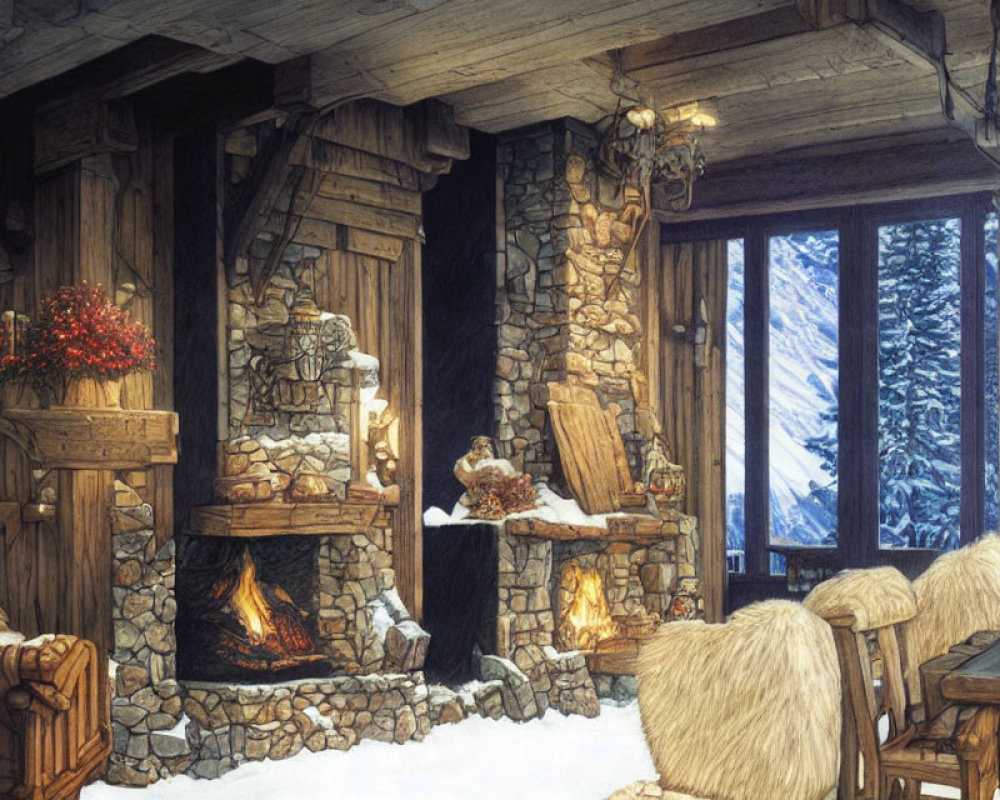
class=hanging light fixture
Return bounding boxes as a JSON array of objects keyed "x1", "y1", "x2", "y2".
[{"x1": 597, "y1": 62, "x2": 713, "y2": 213}]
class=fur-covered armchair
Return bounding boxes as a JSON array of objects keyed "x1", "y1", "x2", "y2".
[
  {"x1": 903, "y1": 533, "x2": 1000, "y2": 703},
  {"x1": 635, "y1": 600, "x2": 841, "y2": 800},
  {"x1": 0, "y1": 608, "x2": 111, "y2": 800}
]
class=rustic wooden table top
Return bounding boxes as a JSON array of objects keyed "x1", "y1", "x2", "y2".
[{"x1": 939, "y1": 638, "x2": 1000, "y2": 705}]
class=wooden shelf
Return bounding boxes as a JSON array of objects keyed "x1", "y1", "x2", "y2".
[
  {"x1": 0, "y1": 408, "x2": 179, "y2": 469},
  {"x1": 505, "y1": 515, "x2": 681, "y2": 544},
  {"x1": 190, "y1": 500, "x2": 384, "y2": 538}
]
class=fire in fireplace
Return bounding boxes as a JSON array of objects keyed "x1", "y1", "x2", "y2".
[
  {"x1": 177, "y1": 536, "x2": 331, "y2": 682},
  {"x1": 557, "y1": 561, "x2": 621, "y2": 652},
  {"x1": 211, "y1": 547, "x2": 324, "y2": 673}
]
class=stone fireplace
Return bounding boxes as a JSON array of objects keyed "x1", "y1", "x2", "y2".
[{"x1": 482, "y1": 117, "x2": 703, "y2": 706}]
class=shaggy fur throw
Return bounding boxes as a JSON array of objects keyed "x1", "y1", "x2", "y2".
[
  {"x1": 605, "y1": 781, "x2": 702, "y2": 800},
  {"x1": 904, "y1": 533, "x2": 1000, "y2": 702},
  {"x1": 637, "y1": 600, "x2": 840, "y2": 800},
  {"x1": 804, "y1": 566, "x2": 916, "y2": 631}
]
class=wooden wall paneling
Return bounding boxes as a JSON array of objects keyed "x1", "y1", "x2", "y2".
[
  {"x1": 34, "y1": 167, "x2": 79, "y2": 297},
  {"x1": 393, "y1": 238, "x2": 422, "y2": 620},
  {"x1": 77, "y1": 155, "x2": 116, "y2": 287},
  {"x1": 660, "y1": 239, "x2": 728, "y2": 619},
  {"x1": 661, "y1": 243, "x2": 697, "y2": 493},
  {"x1": 151, "y1": 133, "x2": 175, "y2": 550},
  {"x1": 694, "y1": 240, "x2": 728, "y2": 622},
  {"x1": 0, "y1": 437, "x2": 56, "y2": 639},
  {"x1": 640, "y1": 220, "x2": 661, "y2": 420}
]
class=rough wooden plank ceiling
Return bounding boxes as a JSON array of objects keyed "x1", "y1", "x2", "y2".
[
  {"x1": 0, "y1": 0, "x2": 788, "y2": 99},
  {"x1": 1, "y1": 0, "x2": 998, "y2": 170}
]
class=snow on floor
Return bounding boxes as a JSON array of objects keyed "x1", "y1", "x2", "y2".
[{"x1": 82, "y1": 701, "x2": 656, "y2": 800}]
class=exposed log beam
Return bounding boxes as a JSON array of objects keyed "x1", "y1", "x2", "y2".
[
  {"x1": 623, "y1": 6, "x2": 813, "y2": 73},
  {"x1": 655, "y1": 133, "x2": 1000, "y2": 221},
  {"x1": 796, "y1": 0, "x2": 1000, "y2": 166},
  {"x1": 223, "y1": 118, "x2": 308, "y2": 275}
]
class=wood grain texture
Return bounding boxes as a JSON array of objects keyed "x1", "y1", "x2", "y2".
[
  {"x1": 658, "y1": 240, "x2": 728, "y2": 618},
  {"x1": 57, "y1": 469, "x2": 113, "y2": 655},
  {"x1": 941, "y1": 639, "x2": 1000, "y2": 704},
  {"x1": 505, "y1": 516, "x2": 680, "y2": 543},
  {"x1": 546, "y1": 382, "x2": 631, "y2": 515},
  {"x1": 1, "y1": 409, "x2": 179, "y2": 469},
  {"x1": 189, "y1": 501, "x2": 382, "y2": 537}
]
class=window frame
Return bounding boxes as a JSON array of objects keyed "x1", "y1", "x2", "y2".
[{"x1": 661, "y1": 193, "x2": 995, "y2": 596}]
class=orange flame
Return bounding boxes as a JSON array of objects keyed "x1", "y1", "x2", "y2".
[
  {"x1": 231, "y1": 549, "x2": 276, "y2": 645},
  {"x1": 559, "y1": 563, "x2": 620, "y2": 651}
]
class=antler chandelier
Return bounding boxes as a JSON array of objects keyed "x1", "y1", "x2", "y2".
[{"x1": 598, "y1": 101, "x2": 710, "y2": 212}]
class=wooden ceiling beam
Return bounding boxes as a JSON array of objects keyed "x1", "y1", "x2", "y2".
[
  {"x1": 302, "y1": 0, "x2": 790, "y2": 109},
  {"x1": 795, "y1": 0, "x2": 1000, "y2": 166},
  {"x1": 622, "y1": 6, "x2": 813, "y2": 73},
  {"x1": 657, "y1": 132, "x2": 1000, "y2": 220}
]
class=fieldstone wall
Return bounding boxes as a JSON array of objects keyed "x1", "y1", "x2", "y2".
[
  {"x1": 182, "y1": 673, "x2": 431, "y2": 779},
  {"x1": 493, "y1": 529, "x2": 600, "y2": 718},
  {"x1": 313, "y1": 509, "x2": 395, "y2": 673},
  {"x1": 109, "y1": 480, "x2": 433, "y2": 787},
  {"x1": 493, "y1": 511, "x2": 700, "y2": 718},
  {"x1": 224, "y1": 250, "x2": 379, "y2": 501},
  {"x1": 109, "y1": 479, "x2": 188, "y2": 785},
  {"x1": 496, "y1": 118, "x2": 649, "y2": 483}
]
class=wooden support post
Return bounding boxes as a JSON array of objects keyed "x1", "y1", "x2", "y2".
[{"x1": 56, "y1": 470, "x2": 113, "y2": 655}]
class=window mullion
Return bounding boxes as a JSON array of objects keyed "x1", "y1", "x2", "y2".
[
  {"x1": 960, "y1": 195, "x2": 987, "y2": 545},
  {"x1": 744, "y1": 228, "x2": 769, "y2": 576},
  {"x1": 838, "y1": 208, "x2": 878, "y2": 567}
]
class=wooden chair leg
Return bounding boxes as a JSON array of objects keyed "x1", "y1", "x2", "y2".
[
  {"x1": 959, "y1": 756, "x2": 994, "y2": 800},
  {"x1": 900, "y1": 779, "x2": 920, "y2": 800},
  {"x1": 879, "y1": 772, "x2": 895, "y2": 800},
  {"x1": 839, "y1": 688, "x2": 860, "y2": 800}
]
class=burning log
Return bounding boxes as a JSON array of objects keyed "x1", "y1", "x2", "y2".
[
  {"x1": 209, "y1": 547, "x2": 323, "y2": 673},
  {"x1": 557, "y1": 562, "x2": 621, "y2": 652}
]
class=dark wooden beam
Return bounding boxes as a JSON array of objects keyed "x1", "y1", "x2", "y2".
[
  {"x1": 222, "y1": 118, "x2": 307, "y2": 275},
  {"x1": 835, "y1": 0, "x2": 1000, "y2": 167},
  {"x1": 656, "y1": 135, "x2": 1000, "y2": 222},
  {"x1": 623, "y1": 6, "x2": 813, "y2": 74},
  {"x1": 960, "y1": 195, "x2": 989, "y2": 545}
]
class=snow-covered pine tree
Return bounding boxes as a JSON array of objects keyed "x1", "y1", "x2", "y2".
[{"x1": 876, "y1": 218, "x2": 961, "y2": 550}]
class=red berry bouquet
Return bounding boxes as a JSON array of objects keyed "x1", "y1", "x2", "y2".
[{"x1": 17, "y1": 284, "x2": 156, "y2": 403}]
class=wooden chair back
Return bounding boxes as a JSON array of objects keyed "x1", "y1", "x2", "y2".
[
  {"x1": 805, "y1": 566, "x2": 918, "y2": 799},
  {"x1": 827, "y1": 614, "x2": 914, "y2": 796}
]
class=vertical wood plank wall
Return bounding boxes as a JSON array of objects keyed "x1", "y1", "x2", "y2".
[
  {"x1": 316, "y1": 240, "x2": 423, "y2": 618},
  {"x1": 0, "y1": 111, "x2": 173, "y2": 641},
  {"x1": 657, "y1": 240, "x2": 728, "y2": 622}
]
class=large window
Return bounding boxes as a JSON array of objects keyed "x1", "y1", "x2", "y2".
[{"x1": 713, "y1": 196, "x2": 996, "y2": 585}]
